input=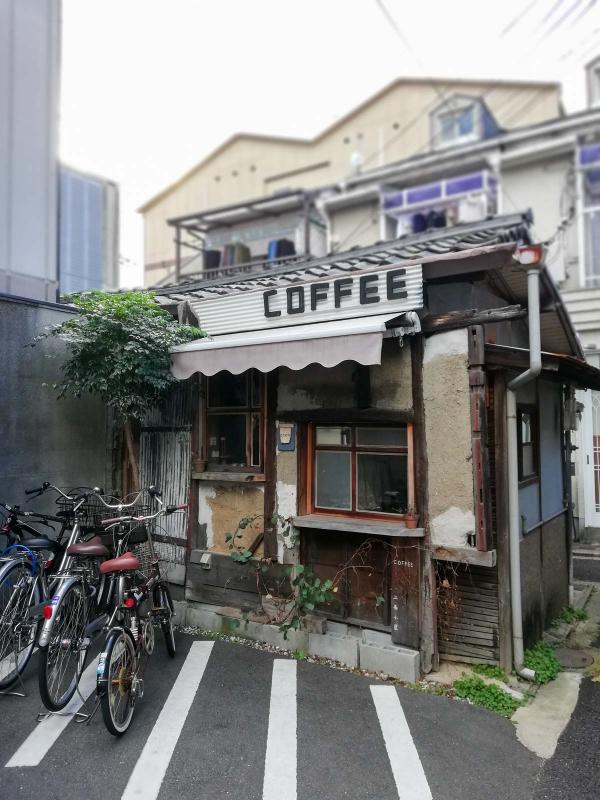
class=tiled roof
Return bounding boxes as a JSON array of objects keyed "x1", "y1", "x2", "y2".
[{"x1": 153, "y1": 212, "x2": 533, "y2": 304}]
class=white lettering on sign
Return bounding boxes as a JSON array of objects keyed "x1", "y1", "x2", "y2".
[{"x1": 187, "y1": 263, "x2": 423, "y2": 337}]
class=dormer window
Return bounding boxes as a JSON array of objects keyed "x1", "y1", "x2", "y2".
[
  {"x1": 431, "y1": 94, "x2": 498, "y2": 151},
  {"x1": 439, "y1": 105, "x2": 475, "y2": 144}
]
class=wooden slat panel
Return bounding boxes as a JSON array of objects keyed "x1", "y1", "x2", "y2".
[{"x1": 437, "y1": 562, "x2": 500, "y2": 664}]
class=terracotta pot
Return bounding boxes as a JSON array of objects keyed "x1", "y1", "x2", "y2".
[
  {"x1": 405, "y1": 516, "x2": 418, "y2": 529},
  {"x1": 192, "y1": 458, "x2": 207, "y2": 473}
]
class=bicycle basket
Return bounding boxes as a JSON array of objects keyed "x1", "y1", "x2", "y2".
[{"x1": 131, "y1": 529, "x2": 187, "y2": 581}]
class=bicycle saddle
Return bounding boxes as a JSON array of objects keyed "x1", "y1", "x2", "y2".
[
  {"x1": 67, "y1": 536, "x2": 109, "y2": 558},
  {"x1": 22, "y1": 537, "x2": 61, "y2": 554},
  {"x1": 99, "y1": 551, "x2": 140, "y2": 575}
]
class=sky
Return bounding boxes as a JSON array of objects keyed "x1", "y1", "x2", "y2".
[{"x1": 59, "y1": 0, "x2": 600, "y2": 288}]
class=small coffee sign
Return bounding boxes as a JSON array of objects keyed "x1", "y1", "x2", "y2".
[{"x1": 189, "y1": 263, "x2": 423, "y2": 337}]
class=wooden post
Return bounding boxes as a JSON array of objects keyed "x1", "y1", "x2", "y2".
[
  {"x1": 411, "y1": 336, "x2": 436, "y2": 671},
  {"x1": 468, "y1": 325, "x2": 493, "y2": 552},
  {"x1": 263, "y1": 371, "x2": 279, "y2": 559}
]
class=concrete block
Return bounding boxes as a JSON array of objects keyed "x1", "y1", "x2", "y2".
[
  {"x1": 185, "y1": 603, "x2": 223, "y2": 633},
  {"x1": 361, "y1": 629, "x2": 393, "y2": 646},
  {"x1": 359, "y1": 642, "x2": 420, "y2": 682},
  {"x1": 303, "y1": 614, "x2": 326, "y2": 635},
  {"x1": 172, "y1": 600, "x2": 187, "y2": 625},
  {"x1": 242, "y1": 620, "x2": 308, "y2": 652},
  {"x1": 308, "y1": 632, "x2": 359, "y2": 667},
  {"x1": 325, "y1": 620, "x2": 349, "y2": 636}
]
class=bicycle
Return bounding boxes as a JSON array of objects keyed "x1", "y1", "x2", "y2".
[
  {"x1": 37, "y1": 486, "x2": 161, "y2": 712},
  {"x1": 0, "y1": 485, "x2": 100, "y2": 693},
  {"x1": 96, "y1": 499, "x2": 187, "y2": 735}
]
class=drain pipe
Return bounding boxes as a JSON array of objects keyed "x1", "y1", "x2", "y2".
[{"x1": 506, "y1": 248, "x2": 544, "y2": 680}]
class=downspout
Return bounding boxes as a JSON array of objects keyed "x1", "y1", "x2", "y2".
[{"x1": 506, "y1": 253, "x2": 543, "y2": 680}]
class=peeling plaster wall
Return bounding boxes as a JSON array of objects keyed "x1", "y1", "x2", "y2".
[
  {"x1": 370, "y1": 339, "x2": 412, "y2": 410},
  {"x1": 198, "y1": 482, "x2": 264, "y2": 554},
  {"x1": 276, "y1": 439, "x2": 299, "y2": 564},
  {"x1": 423, "y1": 329, "x2": 475, "y2": 547},
  {"x1": 277, "y1": 363, "x2": 356, "y2": 410}
]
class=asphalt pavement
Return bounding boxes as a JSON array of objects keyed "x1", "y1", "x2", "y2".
[
  {"x1": 0, "y1": 631, "x2": 545, "y2": 800},
  {"x1": 533, "y1": 677, "x2": 600, "y2": 800}
]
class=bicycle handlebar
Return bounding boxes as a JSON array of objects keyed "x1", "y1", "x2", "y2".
[{"x1": 101, "y1": 503, "x2": 187, "y2": 528}]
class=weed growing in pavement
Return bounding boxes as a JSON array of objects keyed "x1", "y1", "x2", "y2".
[
  {"x1": 471, "y1": 663, "x2": 509, "y2": 682},
  {"x1": 453, "y1": 675, "x2": 522, "y2": 718},
  {"x1": 293, "y1": 649, "x2": 307, "y2": 660},
  {"x1": 524, "y1": 641, "x2": 562, "y2": 684},
  {"x1": 556, "y1": 605, "x2": 589, "y2": 625}
]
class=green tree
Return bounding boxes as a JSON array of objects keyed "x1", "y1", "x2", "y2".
[{"x1": 33, "y1": 290, "x2": 204, "y2": 486}]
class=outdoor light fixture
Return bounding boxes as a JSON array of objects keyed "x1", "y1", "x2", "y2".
[{"x1": 513, "y1": 244, "x2": 545, "y2": 265}]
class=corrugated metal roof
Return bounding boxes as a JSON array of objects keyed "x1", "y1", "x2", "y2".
[{"x1": 154, "y1": 211, "x2": 583, "y2": 360}]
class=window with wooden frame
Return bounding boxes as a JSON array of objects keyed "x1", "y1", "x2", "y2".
[
  {"x1": 205, "y1": 370, "x2": 264, "y2": 471},
  {"x1": 517, "y1": 405, "x2": 539, "y2": 482},
  {"x1": 309, "y1": 424, "x2": 414, "y2": 518}
]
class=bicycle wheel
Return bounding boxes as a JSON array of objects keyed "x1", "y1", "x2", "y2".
[
  {"x1": 154, "y1": 583, "x2": 175, "y2": 657},
  {"x1": 99, "y1": 629, "x2": 136, "y2": 736},
  {"x1": 38, "y1": 583, "x2": 88, "y2": 711},
  {"x1": 0, "y1": 561, "x2": 41, "y2": 690}
]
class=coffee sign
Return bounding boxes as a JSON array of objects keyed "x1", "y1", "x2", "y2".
[{"x1": 188, "y1": 263, "x2": 423, "y2": 337}]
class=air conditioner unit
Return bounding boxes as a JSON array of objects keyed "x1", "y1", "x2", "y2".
[{"x1": 458, "y1": 195, "x2": 488, "y2": 224}]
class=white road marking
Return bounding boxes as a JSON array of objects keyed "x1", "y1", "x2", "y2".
[
  {"x1": 263, "y1": 658, "x2": 297, "y2": 800},
  {"x1": 121, "y1": 640, "x2": 214, "y2": 800},
  {"x1": 6, "y1": 657, "x2": 97, "y2": 767},
  {"x1": 370, "y1": 685, "x2": 432, "y2": 800}
]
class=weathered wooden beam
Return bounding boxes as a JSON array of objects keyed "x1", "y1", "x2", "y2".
[
  {"x1": 432, "y1": 546, "x2": 497, "y2": 567},
  {"x1": 422, "y1": 304, "x2": 526, "y2": 334},
  {"x1": 275, "y1": 408, "x2": 414, "y2": 424}
]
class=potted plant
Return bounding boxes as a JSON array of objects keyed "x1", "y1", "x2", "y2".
[{"x1": 405, "y1": 505, "x2": 419, "y2": 529}]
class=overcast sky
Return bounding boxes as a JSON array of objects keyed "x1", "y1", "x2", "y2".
[{"x1": 60, "y1": 0, "x2": 600, "y2": 287}]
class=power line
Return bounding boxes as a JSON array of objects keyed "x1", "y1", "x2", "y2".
[
  {"x1": 500, "y1": 0, "x2": 540, "y2": 37},
  {"x1": 538, "y1": 0, "x2": 585, "y2": 41}
]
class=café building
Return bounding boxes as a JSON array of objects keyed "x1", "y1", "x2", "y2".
[{"x1": 152, "y1": 211, "x2": 600, "y2": 679}]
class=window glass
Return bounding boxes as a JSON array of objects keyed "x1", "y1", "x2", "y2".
[
  {"x1": 315, "y1": 451, "x2": 352, "y2": 510},
  {"x1": 251, "y1": 413, "x2": 261, "y2": 467},
  {"x1": 521, "y1": 445, "x2": 535, "y2": 478},
  {"x1": 356, "y1": 453, "x2": 407, "y2": 514},
  {"x1": 458, "y1": 107, "x2": 474, "y2": 136},
  {"x1": 356, "y1": 427, "x2": 406, "y2": 448},
  {"x1": 207, "y1": 372, "x2": 247, "y2": 407},
  {"x1": 315, "y1": 426, "x2": 352, "y2": 447},
  {"x1": 207, "y1": 414, "x2": 246, "y2": 465},
  {"x1": 521, "y1": 412, "x2": 533, "y2": 444}
]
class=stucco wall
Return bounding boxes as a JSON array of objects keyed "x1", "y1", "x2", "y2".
[
  {"x1": 502, "y1": 154, "x2": 577, "y2": 286},
  {"x1": 198, "y1": 482, "x2": 265, "y2": 554},
  {"x1": 423, "y1": 329, "x2": 475, "y2": 547}
]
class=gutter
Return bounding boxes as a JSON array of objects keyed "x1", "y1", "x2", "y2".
[{"x1": 506, "y1": 246, "x2": 545, "y2": 681}]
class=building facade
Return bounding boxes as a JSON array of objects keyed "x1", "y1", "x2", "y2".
[
  {"x1": 143, "y1": 69, "x2": 600, "y2": 537},
  {"x1": 151, "y1": 215, "x2": 600, "y2": 677},
  {"x1": 140, "y1": 77, "x2": 563, "y2": 286},
  {"x1": 59, "y1": 165, "x2": 120, "y2": 294}
]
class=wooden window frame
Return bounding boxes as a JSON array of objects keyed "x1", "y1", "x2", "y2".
[
  {"x1": 517, "y1": 404, "x2": 539, "y2": 484},
  {"x1": 307, "y1": 422, "x2": 415, "y2": 521},
  {"x1": 203, "y1": 369, "x2": 266, "y2": 473}
]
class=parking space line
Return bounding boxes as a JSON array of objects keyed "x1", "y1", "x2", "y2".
[
  {"x1": 121, "y1": 640, "x2": 214, "y2": 800},
  {"x1": 6, "y1": 657, "x2": 97, "y2": 768},
  {"x1": 370, "y1": 685, "x2": 432, "y2": 800},
  {"x1": 263, "y1": 658, "x2": 296, "y2": 800}
]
